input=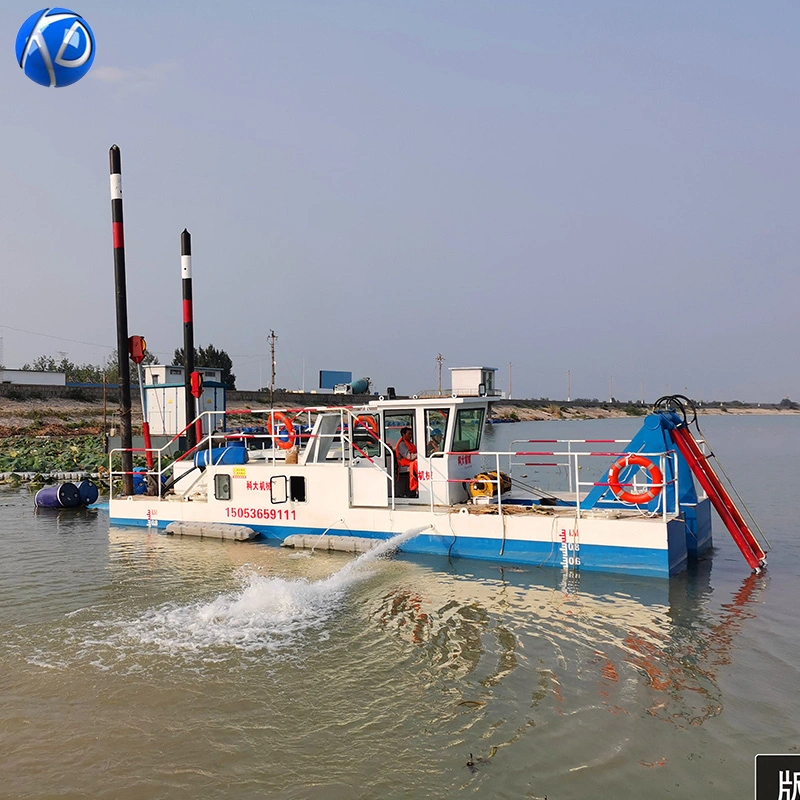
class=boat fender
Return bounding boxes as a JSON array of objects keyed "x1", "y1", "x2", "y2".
[
  {"x1": 607, "y1": 454, "x2": 663, "y2": 505},
  {"x1": 269, "y1": 411, "x2": 296, "y2": 450}
]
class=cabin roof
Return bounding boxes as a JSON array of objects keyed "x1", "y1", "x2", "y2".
[{"x1": 366, "y1": 396, "x2": 492, "y2": 410}]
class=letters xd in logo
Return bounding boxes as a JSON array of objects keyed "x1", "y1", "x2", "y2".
[{"x1": 15, "y1": 8, "x2": 95, "y2": 88}]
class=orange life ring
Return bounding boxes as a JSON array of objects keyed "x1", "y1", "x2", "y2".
[
  {"x1": 607, "y1": 454, "x2": 663, "y2": 505},
  {"x1": 269, "y1": 411, "x2": 296, "y2": 450},
  {"x1": 355, "y1": 415, "x2": 379, "y2": 438}
]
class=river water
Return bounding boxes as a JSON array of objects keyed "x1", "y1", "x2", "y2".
[{"x1": 1, "y1": 415, "x2": 797, "y2": 799}]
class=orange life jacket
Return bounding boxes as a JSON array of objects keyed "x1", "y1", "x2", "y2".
[
  {"x1": 396, "y1": 437, "x2": 418, "y2": 492},
  {"x1": 395, "y1": 437, "x2": 417, "y2": 468}
]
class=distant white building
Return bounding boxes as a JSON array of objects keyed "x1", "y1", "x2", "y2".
[
  {"x1": 0, "y1": 369, "x2": 66, "y2": 386},
  {"x1": 449, "y1": 366, "x2": 503, "y2": 397},
  {"x1": 143, "y1": 365, "x2": 226, "y2": 436},
  {"x1": 145, "y1": 365, "x2": 223, "y2": 386}
]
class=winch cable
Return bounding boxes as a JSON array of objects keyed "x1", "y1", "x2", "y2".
[
  {"x1": 508, "y1": 475, "x2": 561, "y2": 502},
  {"x1": 479, "y1": 448, "x2": 562, "y2": 502},
  {"x1": 691, "y1": 412, "x2": 770, "y2": 552},
  {"x1": 476, "y1": 465, "x2": 559, "y2": 502},
  {"x1": 702, "y1": 444, "x2": 771, "y2": 552}
]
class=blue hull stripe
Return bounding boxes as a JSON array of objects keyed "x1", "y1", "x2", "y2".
[{"x1": 112, "y1": 517, "x2": 679, "y2": 579}]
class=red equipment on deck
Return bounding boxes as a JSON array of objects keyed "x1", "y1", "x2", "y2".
[{"x1": 656, "y1": 395, "x2": 768, "y2": 574}]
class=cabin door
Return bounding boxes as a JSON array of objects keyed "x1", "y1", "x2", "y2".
[
  {"x1": 383, "y1": 410, "x2": 419, "y2": 501},
  {"x1": 416, "y1": 407, "x2": 451, "y2": 505}
]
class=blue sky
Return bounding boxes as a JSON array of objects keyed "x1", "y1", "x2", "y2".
[{"x1": 1, "y1": 1, "x2": 799, "y2": 401}]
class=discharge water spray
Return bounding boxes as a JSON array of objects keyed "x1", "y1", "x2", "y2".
[{"x1": 117, "y1": 526, "x2": 430, "y2": 658}]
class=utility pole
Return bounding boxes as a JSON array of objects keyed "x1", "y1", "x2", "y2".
[
  {"x1": 268, "y1": 330, "x2": 277, "y2": 404},
  {"x1": 436, "y1": 353, "x2": 444, "y2": 395}
]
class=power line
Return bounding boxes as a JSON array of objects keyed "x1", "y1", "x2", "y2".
[{"x1": 0, "y1": 324, "x2": 113, "y2": 351}]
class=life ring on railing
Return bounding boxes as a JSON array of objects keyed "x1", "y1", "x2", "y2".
[
  {"x1": 269, "y1": 411, "x2": 296, "y2": 450},
  {"x1": 607, "y1": 454, "x2": 663, "y2": 505},
  {"x1": 355, "y1": 415, "x2": 379, "y2": 438}
]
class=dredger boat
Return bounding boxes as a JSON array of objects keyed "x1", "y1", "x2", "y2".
[{"x1": 107, "y1": 394, "x2": 767, "y2": 579}]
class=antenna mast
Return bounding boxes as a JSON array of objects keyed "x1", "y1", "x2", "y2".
[
  {"x1": 436, "y1": 353, "x2": 444, "y2": 395},
  {"x1": 268, "y1": 330, "x2": 278, "y2": 404}
]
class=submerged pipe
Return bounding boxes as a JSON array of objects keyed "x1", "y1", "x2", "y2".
[
  {"x1": 181, "y1": 229, "x2": 197, "y2": 449},
  {"x1": 109, "y1": 145, "x2": 134, "y2": 496}
]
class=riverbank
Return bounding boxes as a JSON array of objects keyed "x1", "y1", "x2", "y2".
[
  {"x1": 489, "y1": 402, "x2": 800, "y2": 421},
  {"x1": 0, "y1": 396, "x2": 796, "y2": 480},
  {"x1": 1, "y1": 395, "x2": 798, "y2": 437}
]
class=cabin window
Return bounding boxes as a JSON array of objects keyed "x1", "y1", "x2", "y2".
[
  {"x1": 290, "y1": 475, "x2": 306, "y2": 502},
  {"x1": 424, "y1": 409, "x2": 449, "y2": 456},
  {"x1": 353, "y1": 414, "x2": 380, "y2": 457},
  {"x1": 214, "y1": 473, "x2": 231, "y2": 500},
  {"x1": 271, "y1": 475, "x2": 288, "y2": 504},
  {"x1": 452, "y1": 408, "x2": 484, "y2": 452},
  {"x1": 383, "y1": 412, "x2": 415, "y2": 450}
]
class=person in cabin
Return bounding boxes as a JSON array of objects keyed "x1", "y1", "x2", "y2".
[
  {"x1": 426, "y1": 428, "x2": 443, "y2": 456},
  {"x1": 395, "y1": 427, "x2": 418, "y2": 498}
]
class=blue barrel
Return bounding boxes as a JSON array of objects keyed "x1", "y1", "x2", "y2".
[
  {"x1": 76, "y1": 479, "x2": 99, "y2": 506},
  {"x1": 195, "y1": 445, "x2": 249, "y2": 468},
  {"x1": 132, "y1": 467, "x2": 149, "y2": 495},
  {"x1": 34, "y1": 482, "x2": 81, "y2": 508},
  {"x1": 132, "y1": 468, "x2": 166, "y2": 495}
]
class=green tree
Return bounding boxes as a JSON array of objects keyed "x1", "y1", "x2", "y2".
[
  {"x1": 23, "y1": 348, "x2": 156, "y2": 385},
  {"x1": 173, "y1": 344, "x2": 236, "y2": 389},
  {"x1": 105, "y1": 348, "x2": 157, "y2": 385}
]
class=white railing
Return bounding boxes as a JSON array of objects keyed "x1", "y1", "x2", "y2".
[
  {"x1": 109, "y1": 415, "x2": 681, "y2": 520},
  {"x1": 421, "y1": 438, "x2": 681, "y2": 522},
  {"x1": 109, "y1": 404, "x2": 397, "y2": 502}
]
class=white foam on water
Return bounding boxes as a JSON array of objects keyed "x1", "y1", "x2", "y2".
[{"x1": 117, "y1": 526, "x2": 428, "y2": 658}]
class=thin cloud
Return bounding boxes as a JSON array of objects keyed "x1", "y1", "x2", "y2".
[{"x1": 91, "y1": 61, "x2": 180, "y2": 94}]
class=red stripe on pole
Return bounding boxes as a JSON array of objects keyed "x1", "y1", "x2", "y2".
[
  {"x1": 183, "y1": 299, "x2": 192, "y2": 323},
  {"x1": 113, "y1": 222, "x2": 124, "y2": 249}
]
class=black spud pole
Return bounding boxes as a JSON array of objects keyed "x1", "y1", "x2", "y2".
[
  {"x1": 181, "y1": 229, "x2": 197, "y2": 449},
  {"x1": 109, "y1": 144, "x2": 134, "y2": 495}
]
